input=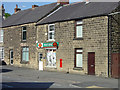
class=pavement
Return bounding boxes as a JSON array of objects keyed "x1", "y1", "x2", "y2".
[{"x1": 0, "y1": 65, "x2": 119, "y2": 89}]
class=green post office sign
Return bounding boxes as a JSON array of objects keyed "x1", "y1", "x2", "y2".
[{"x1": 37, "y1": 42, "x2": 59, "y2": 48}]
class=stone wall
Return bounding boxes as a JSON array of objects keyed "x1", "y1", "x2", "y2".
[
  {"x1": 108, "y1": 5, "x2": 120, "y2": 77},
  {"x1": 3, "y1": 23, "x2": 38, "y2": 69},
  {"x1": 37, "y1": 16, "x2": 109, "y2": 77}
]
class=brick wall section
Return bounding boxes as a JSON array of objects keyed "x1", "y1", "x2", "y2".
[
  {"x1": 37, "y1": 16, "x2": 109, "y2": 77},
  {"x1": 3, "y1": 23, "x2": 38, "y2": 69}
]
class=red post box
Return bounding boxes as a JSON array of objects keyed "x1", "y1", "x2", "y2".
[{"x1": 60, "y1": 59, "x2": 62, "y2": 68}]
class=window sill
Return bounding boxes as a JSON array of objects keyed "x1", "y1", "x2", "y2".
[
  {"x1": 73, "y1": 38, "x2": 83, "y2": 40},
  {"x1": 20, "y1": 61, "x2": 29, "y2": 64},
  {"x1": 45, "y1": 66, "x2": 57, "y2": 69},
  {"x1": 21, "y1": 40, "x2": 27, "y2": 43},
  {"x1": 47, "y1": 40, "x2": 55, "y2": 42},
  {"x1": 73, "y1": 67, "x2": 83, "y2": 71}
]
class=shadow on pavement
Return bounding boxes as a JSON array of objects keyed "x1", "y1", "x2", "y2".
[
  {"x1": 0, "y1": 61, "x2": 7, "y2": 65},
  {"x1": 0, "y1": 69, "x2": 13, "y2": 73},
  {"x1": 2, "y1": 82, "x2": 54, "y2": 89}
]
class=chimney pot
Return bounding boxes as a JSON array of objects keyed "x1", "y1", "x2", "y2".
[
  {"x1": 16, "y1": 4, "x2": 18, "y2": 8},
  {"x1": 1, "y1": 4, "x2": 4, "y2": 9},
  {"x1": 14, "y1": 4, "x2": 21, "y2": 13},
  {"x1": 32, "y1": 5, "x2": 39, "y2": 8},
  {"x1": 1, "y1": 4, "x2": 5, "y2": 20},
  {"x1": 57, "y1": 0, "x2": 69, "y2": 5}
]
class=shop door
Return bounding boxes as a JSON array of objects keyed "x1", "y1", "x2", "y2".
[
  {"x1": 38, "y1": 53, "x2": 43, "y2": 71},
  {"x1": 111, "y1": 53, "x2": 120, "y2": 78},
  {"x1": 46, "y1": 49, "x2": 56, "y2": 67},
  {"x1": 10, "y1": 50, "x2": 13, "y2": 65},
  {"x1": 88, "y1": 52, "x2": 95, "y2": 75}
]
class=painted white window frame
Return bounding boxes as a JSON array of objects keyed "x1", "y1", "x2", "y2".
[
  {"x1": 48, "y1": 24, "x2": 55, "y2": 41},
  {"x1": 76, "y1": 21, "x2": 83, "y2": 38},
  {"x1": 22, "y1": 26, "x2": 27, "y2": 41},
  {"x1": 0, "y1": 47, "x2": 4, "y2": 60},
  {"x1": 22, "y1": 47, "x2": 29, "y2": 62},
  {"x1": 75, "y1": 49, "x2": 83, "y2": 68},
  {"x1": 0, "y1": 30, "x2": 3, "y2": 42}
]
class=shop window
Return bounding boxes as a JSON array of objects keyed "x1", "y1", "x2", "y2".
[
  {"x1": 48, "y1": 24, "x2": 55, "y2": 41},
  {"x1": 0, "y1": 47, "x2": 4, "y2": 60},
  {"x1": 75, "y1": 48, "x2": 83, "y2": 68},
  {"x1": 22, "y1": 26, "x2": 27, "y2": 41},
  {"x1": 22, "y1": 47, "x2": 29, "y2": 62},
  {"x1": 0, "y1": 30, "x2": 3, "y2": 42},
  {"x1": 46, "y1": 49, "x2": 56, "y2": 67},
  {"x1": 75, "y1": 21, "x2": 83, "y2": 38}
]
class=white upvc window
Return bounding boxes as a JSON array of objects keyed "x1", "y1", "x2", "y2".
[
  {"x1": 0, "y1": 30, "x2": 3, "y2": 42},
  {"x1": 48, "y1": 24, "x2": 55, "y2": 41},
  {"x1": 0, "y1": 47, "x2": 4, "y2": 60},
  {"x1": 22, "y1": 47, "x2": 29, "y2": 62},
  {"x1": 75, "y1": 48, "x2": 83, "y2": 68},
  {"x1": 76, "y1": 21, "x2": 83, "y2": 38}
]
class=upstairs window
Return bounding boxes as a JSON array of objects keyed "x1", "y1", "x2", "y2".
[
  {"x1": 48, "y1": 24, "x2": 55, "y2": 41},
  {"x1": 22, "y1": 26, "x2": 26, "y2": 41},
  {"x1": 75, "y1": 21, "x2": 83, "y2": 38},
  {"x1": 0, "y1": 30, "x2": 3, "y2": 42}
]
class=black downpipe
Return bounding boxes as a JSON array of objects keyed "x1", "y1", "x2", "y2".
[
  {"x1": 108, "y1": 15, "x2": 112, "y2": 77},
  {"x1": 108, "y1": 16, "x2": 110, "y2": 77}
]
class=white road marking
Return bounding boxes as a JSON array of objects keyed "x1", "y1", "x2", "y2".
[
  {"x1": 53, "y1": 83, "x2": 61, "y2": 86},
  {"x1": 69, "y1": 84, "x2": 81, "y2": 88}
]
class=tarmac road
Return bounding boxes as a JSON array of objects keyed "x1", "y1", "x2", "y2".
[{"x1": 1, "y1": 65, "x2": 119, "y2": 89}]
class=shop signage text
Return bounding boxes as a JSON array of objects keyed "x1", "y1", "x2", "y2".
[{"x1": 37, "y1": 42, "x2": 59, "y2": 48}]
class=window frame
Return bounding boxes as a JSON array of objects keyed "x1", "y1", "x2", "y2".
[
  {"x1": 48, "y1": 24, "x2": 55, "y2": 41},
  {"x1": 22, "y1": 26, "x2": 27, "y2": 42},
  {"x1": 75, "y1": 20, "x2": 83, "y2": 39},
  {"x1": 21, "y1": 46, "x2": 29, "y2": 62},
  {"x1": 0, "y1": 47, "x2": 4, "y2": 60},
  {"x1": 74, "y1": 48, "x2": 83, "y2": 68},
  {"x1": 0, "y1": 30, "x2": 4, "y2": 42}
]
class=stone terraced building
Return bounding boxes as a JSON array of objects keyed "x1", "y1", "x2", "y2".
[
  {"x1": 2, "y1": 1, "x2": 120, "y2": 78},
  {"x1": 0, "y1": 4, "x2": 5, "y2": 62}
]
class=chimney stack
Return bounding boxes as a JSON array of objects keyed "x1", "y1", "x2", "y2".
[
  {"x1": 1, "y1": 4, "x2": 5, "y2": 20},
  {"x1": 57, "y1": 0, "x2": 69, "y2": 5},
  {"x1": 14, "y1": 4, "x2": 21, "y2": 13},
  {"x1": 32, "y1": 5, "x2": 39, "y2": 8}
]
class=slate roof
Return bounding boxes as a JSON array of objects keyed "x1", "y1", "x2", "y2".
[
  {"x1": 2, "y1": 3, "x2": 58, "y2": 28},
  {"x1": 37, "y1": 2, "x2": 119, "y2": 25}
]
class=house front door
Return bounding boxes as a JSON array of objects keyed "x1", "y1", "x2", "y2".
[
  {"x1": 38, "y1": 53, "x2": 43, "y2": 71},
  {"x1": 88, "y1": 52, "x2": 95, "y2": 75},
  {"x1": 10, "y1": 50, "x2": 13, "y2": 65},
  {"x1": 111, "y1": 53, "x2": 120, "y2": 78}
]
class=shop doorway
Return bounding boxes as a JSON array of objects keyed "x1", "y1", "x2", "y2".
[
  {"x1": 46, "y1": 49, "x2": 56, "y2": 67},
  {"x1": 88, "y1": 52, "x2": 95, "y2": 75},
  {"x1": 10, "y1": 50, "x2": 13, "y2": 65}
]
